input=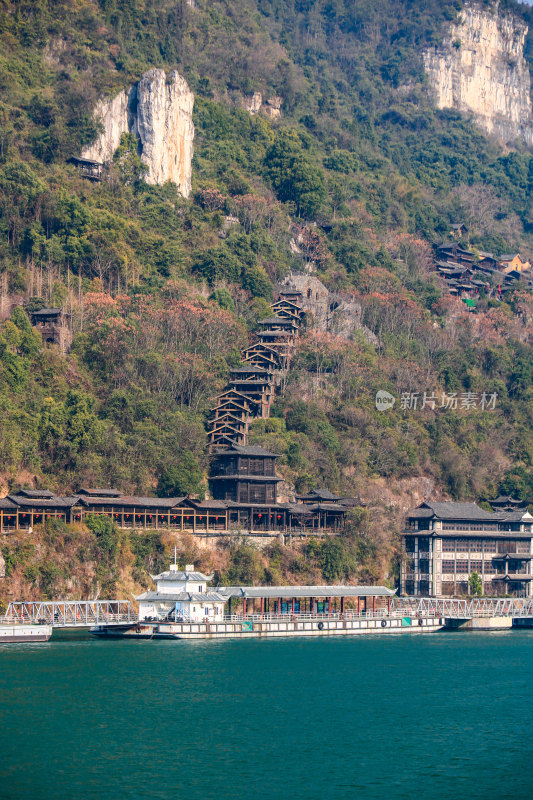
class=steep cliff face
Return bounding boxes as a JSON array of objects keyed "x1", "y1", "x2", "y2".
[
  {"x1": 81, "y1": 69, "x2": 194, "y2": 197},
  {"x1": 423, "y1": 4, "x2": 533, "y2": 146},
  {"x1": 81, "y1": 90, "x2": 130, "y2": 165}
]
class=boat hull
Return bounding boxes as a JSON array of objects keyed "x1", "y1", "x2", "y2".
[
  {"x1": 91, "y1": 616, "x2": 445, "y2": 640},
  {"x1": 0, "y1": 624, "x2": 52, "y2": 643}
]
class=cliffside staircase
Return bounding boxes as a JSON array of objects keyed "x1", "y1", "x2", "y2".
[{"x1": 207, "y1": 292, "x2": 305, "y2": 451}]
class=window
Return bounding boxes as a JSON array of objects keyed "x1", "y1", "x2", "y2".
[
  {"x1": 470, "y1": 561, "x2": 482, "y2": 572},
  {"x1": 418, "y1": 560, "x2": 430, "y2": 574},
  {"x1": 469, "y1": 541, "x2": 482, "y2": 552},
  {"x1": 405, "y1": 538, "x2": 416, "y2": 552},
  {"x1": 442, "y1": 561, "x2": 455, "y2": 573},
  {"x1": 250, "y1": 486, "x2": 265, "y2": 503},
  {"x1": 498, "y1": 541, "x2": 517, "y2": 554},
  {"x1": 456, "y1": 561, "x2": 469, "y2": 573},
  {"x1": 483, "y1": 540, "x2": 497, "y2": 553},
  {"x1": 517, "y1": 541, "x2": 531, "y2": 554},
  {"x1": 441, "y1": 582, "x2": 454, "y2": 596},
  {"x1": 442, "y1": 540, "x2": 455, "y2": 552},
  {"x1": 418, "y1": 537, "x2": 429, "y2": 549}
]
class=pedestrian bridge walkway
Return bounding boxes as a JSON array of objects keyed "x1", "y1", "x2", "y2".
[
  {"x1": 1, "y1": 600, "x2": 135, "y2": 628},
  {"x1": 392, "y1": 597, "x2": 533, "y2": 619}
]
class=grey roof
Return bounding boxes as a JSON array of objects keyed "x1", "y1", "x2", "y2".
[
  {"x1": 136, "y1": 591, "x2": 226, "y2": 602},
  {"x1": 78, "y1": 495, "x2": 186, "y2": 508},
  {"x1": 213, "y1": 445, "x2": 280, "y2": 458},
  {"x1": 14, "y1": 489, "x2": 55, "y2": 498},
  {"x1": 257, "y1": 316, "x2": 297, "y2": 326},
  {"x1": 284, "y1": 503, "x2": 312, "y2": 516},
  {"x1": 408, "y1": 502, "x2": 494, "y2": 521},
  {"x1": 209, "y1": 474, "x2": 281, "y2": 482},
  {"x1": 492, "y1": 553, "x2": 533, "y2": 560},
  {"x1": 78, "y1": 488, "x2": 123, "y2": 497},
  {"x1": 499, "y1": 253, "x2": 519, "y2": 261},
  {"x1": 308, "y1": 503, "x2": 347, "y2": 512},
  {"x1": 230, "y1": 367, "x2": 272, "y2": 375},
  {"x1": 0, "y1": 498, "x2": 18, "y2": 509},
  {"x1": 151, "y1": 570, "x2": 214, "y2": 582},
  {"x1": 30, "y1": 307, "x2": 62, "y2": 317},
  {"x1": 7, "y1": 495, "x2": 80, "y2": 509},
  {"x1": 298, "y1": 489, "x2": 340, "y2": 501},
  {"x1": 490, "y1": 495, "x2": 526, "y2": 505},
  {"x1": 217, "y1": 585, "x2": 396, "y2": 599}
]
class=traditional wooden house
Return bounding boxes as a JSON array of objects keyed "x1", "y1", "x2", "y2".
[
  {"x1": 241, "y1": 343, "x2": 284, "y2": 371},
  {"x1": 209, "y1": 445, "x2": 281, "y2": 505},
  {"x1": 30, "y1": 307, "x2": 69, "y2": 346},
  {"x1": 228, "y1": 367, "x2": 276, "y2": 419},
  {"x1": 449, "y1": 223, "x2": 468, "y2": 239},
  {"x1": 67, "y1": 156, "x2": 102, "y2": 181}
]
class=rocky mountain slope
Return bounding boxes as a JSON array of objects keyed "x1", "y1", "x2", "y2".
[
  {"x1": 423, "y1": 3, "x2": 533, "y2": 145},
  {"x1": 82, "y1": 68, "x2": 194, "y2": 197},
  {"x1": 0, "y1": 0, "x2": 532, "y2": 598}
]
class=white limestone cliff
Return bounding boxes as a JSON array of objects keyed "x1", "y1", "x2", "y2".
[
  {"x1": 423, "y1": 3, "x2": 533, "y2": 146},
  {"x1": 81, "y1": 69, "x2": 194, "y2": 197},
  {"x1": 81, "y1": 90, "x2": 130, "y2": 165}
]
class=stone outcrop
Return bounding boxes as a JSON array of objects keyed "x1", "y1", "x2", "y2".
[
  {"x1": 242, "y1": 92, "x2": 282, "y2": 119},
  {"x1": 81, "y1": 69, "x2": 194, "y2": 197},
  {"x1": 81, "y1": 90, "x2": 130, "y2": 165},
  {"x1": 279, "y1": 273, "x2": 378, "y2": 344},
  {"x1": 423, "y1": 3, "x2": 533, "y2": 146}
]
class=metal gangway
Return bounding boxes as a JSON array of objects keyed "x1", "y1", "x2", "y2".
[
  {"x1": 1, "y1": 600, "x2": 136, "y2": 628},
  {"x1": 392, "y1": 597, "x2": 533, "y2": 619}
]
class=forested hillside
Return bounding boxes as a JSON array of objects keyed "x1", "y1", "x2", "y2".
[{"x1": 0, "y1": 0, "x2": 532, "y2": 592}]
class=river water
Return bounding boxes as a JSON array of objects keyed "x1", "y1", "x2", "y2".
[{"x1": 1, "y1": 631, "x2": 532, "y2": 800}]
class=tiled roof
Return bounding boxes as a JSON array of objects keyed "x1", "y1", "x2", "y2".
[
  {"x1": 151, "y1": 570, "x2": 214, "y2": 581},
  {"x1": 408, "y1": 502, "x2": 493, "y2": 521},
  {"x1": 217, "y1": 585, "x2": 396, "y2": 598},
  {"x1": 77, "y1": 496, "x2": 186, "y2": 508},
  {"x1": 213, "y1": 445, "x2": 280, "y2": 457}
]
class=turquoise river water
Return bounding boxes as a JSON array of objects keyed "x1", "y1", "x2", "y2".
[{"x1": 1, "y1": 631, "x2": 532, "y2": 800}]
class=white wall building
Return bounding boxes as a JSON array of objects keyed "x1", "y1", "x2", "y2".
[{"x1": 136, "y1": 563, "x2": 226, "y2": 622}]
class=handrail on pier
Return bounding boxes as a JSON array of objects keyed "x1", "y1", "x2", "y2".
[{"x1": 1, "y1": 600, "x2": 135, "y2": 628}]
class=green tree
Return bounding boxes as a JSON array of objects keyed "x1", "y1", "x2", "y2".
[
  {"x1": 113, "y1": 132, "x2": 148, "y2": 186},
  {"x1": 157, "y1": 450, "x2": 205, "y2": 498},
  {"x1": 469, "y1": 572, "x2": 482, "y2": 597},
  {"x1": 265, "y1": 131, "x2": 326, "y2": 217}
]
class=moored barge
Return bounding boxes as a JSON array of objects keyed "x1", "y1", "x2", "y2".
[
  {"x1": 0, "y1": 623, "x2": 52, "y2": 643},
  {"x1": 92, "y1": 563, "x2": 444, "y2": 640}
]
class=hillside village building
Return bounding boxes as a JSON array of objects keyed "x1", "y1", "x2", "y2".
[{"x1": 401, "y1": 500, "x2": 533, "y2": 598}]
